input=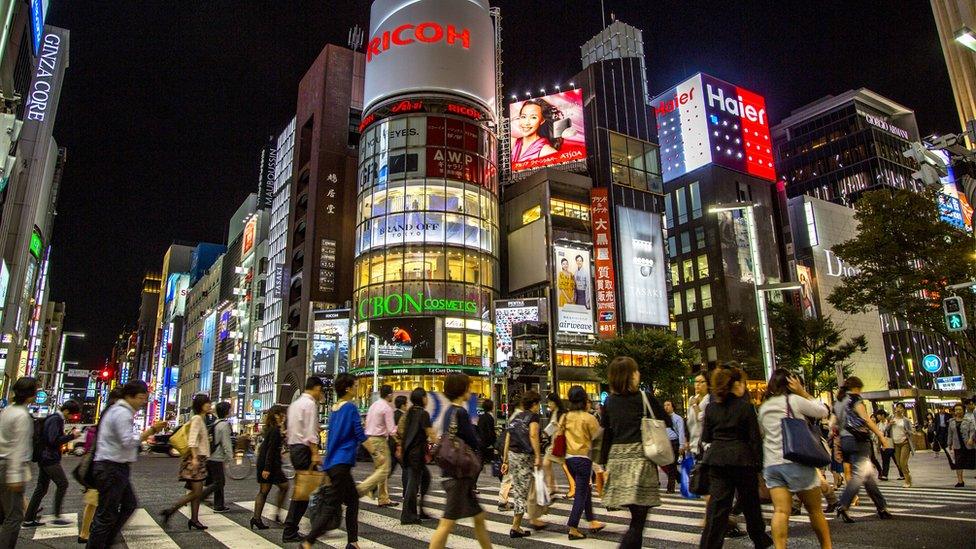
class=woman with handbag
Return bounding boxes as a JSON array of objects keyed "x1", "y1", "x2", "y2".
[
  {"x1": 947, "y1": 402, "x2": 976, "y2": 487},
  {"x1": 500, "y1": 390, "x2": 547, "y2": 538},
  {"x1": 399, "y1": 387, "x2": 436, "y2": 524},
  {"x1": 757, "y1": 369, "x2": 831, "y2": 549},
  {"x1": 699, "y1": 366, "x2": 771, "y2": 549},
  {"x1": 302, "y1": 373, "x2": 366, "y2": 549},
  {"x1": 543, "y1": 392, "x2": 574, "y2": 498},
  {"x1": 251, "y1": 405, "x2": 289, "y2": 529},
  {"x1": 833, "y1": 376, "x2": 891, "y2": 523},
  {"x1": 597, "y1": 357, "x2": 672, "y2": 549},
  {"x1": 429, "y1": 373, "x2": 492, "y2": 549},
  {"x1": 161, "y1": 393, "x2": 214, "y2": 530},
  {"x1": 563, "y1": 386, "x2": 605, "y2": 540}
]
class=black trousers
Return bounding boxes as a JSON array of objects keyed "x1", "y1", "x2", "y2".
[
  {"x1": 205, "y1": 461, "x2": 226, "y2": 509},
  {"x1": 283, "y1": 445, "x2": 312, "y2": 537},
  {"x1": 25, "y1": 462, "x2": 69, "y2": 520},
  {"x1": 87, "y1": 462, "x2": 136, "y2": 549},
  {"x1": 306, "y1": 464, "x2": 359, "y2": 544},
  {"x1": 699, "y1": 465, "x2": 767, "y2": 549},
  {"x1": 400, "y1": 461, "x2": 431, "y2": 522},
  {"x1": 663, "y1": 439, "x2": 681, "y2": 490},
  {"x1": 879, "y1": 447, "x2": 903, "y2": 478}
]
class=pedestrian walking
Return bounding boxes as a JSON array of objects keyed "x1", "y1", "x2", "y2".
[
  {"x1": 282, "y1": 376, "x2": 325, "y2": 543},
  {"x1": 161, "y1": 393, "x2": 214, "y2": 530},
  {"x1": 543, "y1": 392, "x2": 573, "y2": 498},
  {"x1": 77, "y1": 387, "x2": 124, "y2": 545},
  {"x1": 23, "y1": 399, "x2": 81, "y2": 528},
  {"x1": 833, "y1": 377, "x2": 892, "y2": 523},
  {"x1": 563, "y1": 385, "x2": 605, "y2": 540},
  {"x1": 0, "y1": 377, "x2": 39, "y2": 547},
  {"x1": 250, "y1": 405, "x2": 289, "y2": 529},
  {"x1": 86, "y1": 380, "x2": 167, "y2": 549},
  {"x1": 663, "y1": 400, "x2": 686, "y2": 493},
  {"x1": 429, "y1": 373, "x2": 492, "y2": 549},
  {"x1": 358, "y1": 384, "x2": 398, "y2": 507},
  {"x1": 302, "y1": 373, "x2": 365, "y2": 549},
  {"x1": 205, "y1": 401, "x2": 233, "y2": 512},
  {"x1": 699, "y1": 365, "x2": 771, "y2": 549},
  {"x1": 495, "y1": 407, "x2": 520, "y2": 512},
  {"x1": 390, "y1": 395, "x2": 408, "y2": 479},
  {"x1": 399, "y1": 388, "x2": 435, "y2": 524},
  {"x1": 888, "y1": 403, "x2": 914, "y2": 487},
  {"x1": 934, "y1": 407, "x2": 951, "y2": 455},
  {"x1": 947, "y1": 403, "x2": 975, "y2": 487},
  {"x1": 501, "y1": 390, "x2": 547, "y2": 538},
  {"x1": 965, "y1": 399, "x2": 975, "y2": 423},
  {"x1": 758, "y1": 369, "x2": 831, "y2": 549},
  {"x1": 598, "y1": 357, "x2": 673, "y2": 549},
  {"x1": 476, "y1": 399, "x2": 497, "y2": 486}
]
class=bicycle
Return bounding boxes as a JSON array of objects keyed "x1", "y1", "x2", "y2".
[{"x1": 227, "y1": 448, "x2": 297, "y2": 481}]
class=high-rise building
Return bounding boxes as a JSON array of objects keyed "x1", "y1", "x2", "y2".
[
  {"x1": 148, "y1": 244, "x2": 194, "y2": 420},
  {"x1": 258, "y1": 117, "x2": 295, "y2": 411},
  {"x1": 35, "y1": 300, "x2": 64, "y2": 390},
  {"x1": 348, "y1": 0, "x2": 500, "y2": 400},
  {"x1": 134, "y1": 271, "x2": 162, "y2": 381},
  {"x1": 279, "y1": 44, "x2": 364, "y2": 402},
  {"x1": 931, "y1": 1, "x2": 976, "y2": 135}
]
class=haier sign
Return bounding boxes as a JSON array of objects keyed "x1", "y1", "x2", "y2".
[{"x1": 653, "y1": 73, "x2": 775, "y2": 183}]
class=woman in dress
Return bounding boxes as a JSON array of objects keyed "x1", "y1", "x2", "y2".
[
  {"x1": 429, "y1": 374, "x2": 492, "y2": 549},
  {"x1": 598, "y1": 357, "x2": 671, "y2": 548},
  {"x1": 399, "y1": 387, "x2": 436, "y2": 524},
  {"x1": 947, "y1": 403, "x2": 976, "y2": 487},
  {"x1": 251, "y1": 405, "x2": 289, "y2": 529},
  {"x1": 563, "y1": 386, "x2": 605, "y2": 540},
  {"x1": 511, "y1": 98, "x2": 563, "y2": 164},
  {"x1": 543, "y1": 392, "x2": 574, "y2": 499},
  {"x1": 501, "y1": 390, "x2": 547, "y2": 538},
  {"x1": 161, "y1": 393, "x2": 213, "y2": 530}
]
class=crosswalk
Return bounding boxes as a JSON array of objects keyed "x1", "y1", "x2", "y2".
[{"x1": 24, "y1": 477, "x2": 976, "y2": 548}]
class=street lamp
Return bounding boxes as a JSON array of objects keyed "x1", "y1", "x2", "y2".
[
  {"x1": 55, "y1": 331, "x2": 85, "y2": 404},
  {"x1": 955, "y1": 26, "x2": 976, "y2": 52},
  {"x1": 708, "y1": 203, "x2": 775, "y2": 380}
]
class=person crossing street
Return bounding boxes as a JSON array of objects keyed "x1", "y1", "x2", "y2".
[
  {"x1": 23, "y1": 399, "x2": 81, "y2": 528},
  {"x1": 358, "y1": 384, "x2": 398, "y2": 507}
]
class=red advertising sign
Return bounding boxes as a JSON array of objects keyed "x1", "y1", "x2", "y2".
[{"x1": 590, "y1": 187, "x2": 618, "y2": 338}]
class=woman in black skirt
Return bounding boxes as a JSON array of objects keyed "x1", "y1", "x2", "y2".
[
  {"x1": 251, "y1": 405, "x2": 290, "y2": 529},
  {"x1": 429, "y1": 374, "x2": 492, "y2": 549}
]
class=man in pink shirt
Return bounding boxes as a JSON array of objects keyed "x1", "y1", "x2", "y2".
[{"x1": 357, "y1": 385, "x2": 397, "y2": 507}]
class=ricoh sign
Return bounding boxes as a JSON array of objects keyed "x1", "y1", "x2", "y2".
[{"x1": 364, "y1": 0, "x2": 496, "y2": 116}]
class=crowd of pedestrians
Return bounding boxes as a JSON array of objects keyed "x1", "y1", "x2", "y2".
[{"x1": 0, "y1": 365, "x2": 972, "y2": 549}]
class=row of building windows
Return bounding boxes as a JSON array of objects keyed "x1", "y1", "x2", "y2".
[
  {"x1": 521, "y1": 198, "x2": 591, "y2": 226},
  {"x1": 672, "y1": 284, "x2": 713, "y2": 315},
  {"x1": 355, "y1": 248, "x2": 497, "y2": 289},
  {"x1": 667, "y1": 226, "x2": 706, "y2": 257},
  {"x1": 359, "y1": 182, "x2": 498, "y2": 222},
  {"x1": 609, "y1": 131, "x2": 664, "y2": 194},
  {"x1": 555, "y1": 348, "x2": 601, "y2": 368},
  {"x1": 670, "y1": 254, "x2": 710, "y2": 286},
  {"x1": 355, "y1": 211, "x2": 499, "y2": 256},
  {"x1": 664, "y1": 181, "x2": 703, "y2": 228}
]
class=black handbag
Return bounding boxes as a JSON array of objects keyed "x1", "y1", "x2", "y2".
[
  {"x1": 308, "y1": 481, "x2": 342, "y2": 532},
  {"x1": 689, "y1": 442, "x2": 710, "y2": 496},
  {"x1": 432, "y1": 407, "x2": 482, "y2": 479},
  {"x1": 781, "y1": 395, "x2": 831, "y2": 467}
]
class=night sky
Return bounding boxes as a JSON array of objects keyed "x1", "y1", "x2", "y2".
[{"x1": 43, "y1": 1, "x2": 956, "y2": 367}]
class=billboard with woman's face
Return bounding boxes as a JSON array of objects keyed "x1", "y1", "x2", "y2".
[{"x1": 509, "y1": 89, "x2": 587, "y2": 173}]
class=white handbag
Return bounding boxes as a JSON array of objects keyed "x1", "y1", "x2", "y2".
[{"x1": 640, "y1": 392, "x2": 675, "y2": 466}]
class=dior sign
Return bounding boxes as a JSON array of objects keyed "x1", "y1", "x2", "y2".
[{"x1": 823, "y1": 249, "x2": 860, "y2": 278}]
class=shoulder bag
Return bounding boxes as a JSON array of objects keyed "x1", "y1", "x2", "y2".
[
  {"x1": 550, "y1": 414, "x2": 567, "y2": 458},
  {"x1": 432, "y1": 407, "x2": 482, "y2": 479},
  {"x1": 843, "y1": 395, "x2": 872, "y2": 442},
  {"x1": 781, "y1": 395, "x2": 831, "y2": 467},
  {"x1": 639, "y1": 391, "x2": 674, "y2": 466}
]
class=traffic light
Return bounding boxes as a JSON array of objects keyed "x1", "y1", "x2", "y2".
[
  {"x1": 99, "y1": 368, "x2": 113, "y2": 381},
  {"x1": 944, "y1": 296, "x2": 968, "y2": 332}
]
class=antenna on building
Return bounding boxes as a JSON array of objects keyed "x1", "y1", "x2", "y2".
[
  {"x1": 348, "y1": 25, "x2": 364, "y2": 51},
  {"x1": 601, "y1": 0, "x2": 606, "y2": 28}
]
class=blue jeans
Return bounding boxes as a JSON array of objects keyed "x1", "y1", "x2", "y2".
[
  {"x1": 565, "y1": 457, "x2": 594, "y2": 527},
  {"x1": 838, "y1": 437, "x2": 887, "y2": 511}
]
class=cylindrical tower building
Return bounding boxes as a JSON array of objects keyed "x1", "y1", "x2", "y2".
[{"x1": 350, "y1": 0, "x2": 499, "y2": 400}]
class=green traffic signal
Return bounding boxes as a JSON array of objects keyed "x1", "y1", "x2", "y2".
[{"x1": 947, "y1": 313, "x2": 966, "y2": 331}]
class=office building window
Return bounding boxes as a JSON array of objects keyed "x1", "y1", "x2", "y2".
[
  {"x1": 688, "y1": 318, "x2": 700, "y2": 342},
  {"x1": 665, "y1": 195, "x2": 674, "y2": 229},
  {"x1": 550, "y1": 198, "x2": 590, "y2": 221},
  {"x1": 700, "y1": 284, "x2": 712, "y2": 309},
  {"x1": 680, "y1": 232, "x2": 691, "y2": 254},
  {"x1": 695, "y1": 226, "x2": 705, "y2": 249},
  {"x1": 675, "y1": 188, "x2": 688, "y2": 224},
  {"x1": 609, "y1": 130, "x2": 663, "y2": 193},
  {"x1": 670, "y1": 262, "x2": 680, "y2": 286},
  {"x1": 685, "y1": 288, "x2": 698, "y2": 312},
  {"x1": 697, "y1": 254, "x2": 709, "y2": 279},
  {"x1": 675, "y1": 320, "x2": 685, "y2": 339},
  {"x1": 689, "y1": 181, "x2": 702, "y2": 219},
  {"x1": 682, "y1": 259, "x2": 695, "y2": 283},
  {"x1": 668, "y1": 235, "x2": 676, "y2": 256},
  {"x1": 522, "y1": 205, "x2": 542, "y2": 225},
  {"x1": 673, "y1": 293, "x2": 684, "y2": 315},
  {"x1": 707, "y1": 346, "x2": 718, "y2": 362},
  {"x1": 703, "y1": 315, "x2": 715, "y2": 339}
]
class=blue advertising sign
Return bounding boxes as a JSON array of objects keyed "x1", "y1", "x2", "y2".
[
  {"x1": 922, "y1": 354, "x2": 943, "y2": 374},
  {"x1": 29, "y1": 0, "x2": 43, "y2": 56},
  {"x1": 200, "y1": 312, "x2": 217, "y2": 392},
  {"x1": 35, "y1": 390, "x2": 48, "y2": 405}
]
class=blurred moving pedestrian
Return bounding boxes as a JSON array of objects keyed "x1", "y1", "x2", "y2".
[
  {"x1": 77, "y1": 387, "x2": 124, "y2": 545},
  {"x1": 358, "y1": 384, "x2": 397, "y2": 507},
  {"x1": 874, "y1": 411, "x2": 901, "y2": 481},
  {"x1": 23, "y1": 399, "x2": 81, "y2": 528},
  {"x1": 86, "y1": 380, "x2": 167, "y2": 549},
  {"x1": 496, "y1": 407, "x2": 519, "y2": 512},
  {"x1": 758, "y1": 369, "x2": 831, "y2": 549},
  {"x1": 476, "y1": 399, "x2": 496, "y2": 486},
  {"x1": 501, "y1": 390, "x2": 546, "y2": 538},
  {"x1": 399, "y1": 388, "x2": 435, "y2": 524},
  {"x1": 282, "y1": 376, "x2": 325, "y2": 542},
  {"x1": 598, "y1": 357, "x2": 672, "y2": 549},
  {"x1": 161, "y1": 393, "x2": 214, "y2": 530},
  {"x1": 947, "y1": 403, "x2": 976, "y2": 487},
  {"x1": 888, "y1": 403, "x2": 913, "y2": 487},
  {"x1": 251, "y1": 405, "x2": 289, "y2": 530},
  {"x1": 0, "y1": 377, "x2": 38, "y2": 547},
  {"x1": 663, "y1": 400, "x2": 686, "y2": 493},
  {"x1": 429, "y1": 374, "x2": 491, "y2": 549},
  {"x1": 206, "y1": 401, "x2": 233, "y2": 512},
  {"x1": 833, "y1": 377, "x2": 892, "y2": 523},
  {"x1": 302, "y1": 373, "x2": 366, "y2": 549},
  {"x1": 934, "y1": 407, "x2": 951, "y2": 455},
  {"x1": 390, "y1": 395, "x2": 409, "y2": 479},
  {"x1": 563, "y1": 385, "x2": 605, "y2": 540},
  {"x1": 699, "y1": 366, "x2": 771, "y2": 549},
  {"x1": 543, "y1": 392, "x2": 573, "y2": 498}
]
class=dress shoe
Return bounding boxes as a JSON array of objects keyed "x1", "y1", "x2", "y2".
[
  {"x1": 878, "y1": 509, "x2": 893, "y2": 520},
  {"x1": 187, "y1": 519, "x2": 208, "y2": 530},
  {"x1": 568, "y1": 531, "x2": 587, "y2": 540},
  {"x1": 282, "y1": 533, "x2": 305, "y2": 543},
  {"x1": 509, "y1": 529, "x2": 531, "y2": 539},
  {"x1": 836, "y1": 508, "x2": 855, "y2": 523},
  {"x1": 249, "y1": 517, "x2": 269, "y2": 530}
]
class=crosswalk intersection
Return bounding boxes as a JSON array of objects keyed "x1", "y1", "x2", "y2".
[{"x1": 23, "y1": 476, "x2": 976, "y2": 548}]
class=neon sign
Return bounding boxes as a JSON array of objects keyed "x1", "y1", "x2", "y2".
[
  {"x1": 359, "y1": 292, "x2": 477, "y2": 319},
  {"x1": 367, "y1": 22, "x2": 471, "y2": 63}
]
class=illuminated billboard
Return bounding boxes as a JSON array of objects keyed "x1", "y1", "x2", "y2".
[
  {"x1": 493, "y1": 298, "x2": 543, "y2": 362},
  {"x1": 370, "y1": 317, "x2": 436, "y2": 360},
  {"x1": 939, "y1": 182, "x2": 973, "y2": 233},
  {"x1": 615, "y1": 207, "x2": 668, "y2": 326},
  {"x1": 653, "y1": 73, "x2": 775, "y2": 183},
  {"x1": 311, "y1": 309, "x2": 350, "y2": 376},
  {"x1": 509, "y1": 89, "x2": 587, "y2": 173},
  {"x1": 554, "y1": 246, "x2": 594, "y2": 333},
  {"x1": 363, "y1": 0, "x2": 496, "y2": 115},
  {"x1": 242, "y1": 216, "x2": 257, "y2": 257}
]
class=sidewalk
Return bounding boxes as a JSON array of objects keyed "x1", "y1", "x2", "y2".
[{"x1": 884, "y1": 448, "x2": 976, "y2": 490}]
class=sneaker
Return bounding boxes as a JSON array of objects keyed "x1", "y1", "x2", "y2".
[
  {"x1": 22, "y1": 520, "x2": 45, "y2": 528},
  {"x1": 878, "y1": 476, "x2": 888, "y2": 481},
  {"x1": 51, "y1": 518, "x2": 72, "y2": 527},
  {"x1": 896, "y1": 476, "x2": 905, "y2": 480}
]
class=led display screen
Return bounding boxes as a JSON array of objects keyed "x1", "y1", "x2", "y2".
[
  {"x1": 493, "y1": 298, "x2": 542, "y2": 362},
  {"x1": 369, "y1": 317, "x2": 436, "y2": 360},
  {"x1": 311, "y1": 309, "x2": 350, "y2": 376},
  {"x1": 615, "y1": 207, "x2": 668, "y2": 326},
  {"x1": 509, "y1": 89, "x2": 587, "y2": 173}
]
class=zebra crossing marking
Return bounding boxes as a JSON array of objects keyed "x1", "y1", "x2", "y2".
[
  {"x1": 235, "y1": 501, "x2": 396, "y2": 549},
  {"x1": 176, "y1": 505, "x2": 280, "y2": 548},
  {"x1": 29, "y1": 513, "x2": 79, "y2": 540},
  {"x1": 122, "y1": 509, "x2": 180, "y2": 549}
]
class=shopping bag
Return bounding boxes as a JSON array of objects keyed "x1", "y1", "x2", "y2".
[
  {"x1": 679, "y1": 453, "x2": 699, "y2": 499},
  {"x1": 307, "y1": 482, "x2": 342, "y2": 532},
  {"x1": 292, "y1": 467, "x2": 325, "y2": 502},
  {"x1": 532, "y1": 468, "x2": 551, "y2": 507},
  {"x1": 639, "y1": 392, "x2": 674, "y2": 465}
]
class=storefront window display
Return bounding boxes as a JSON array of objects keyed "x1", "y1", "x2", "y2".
[
  {"x1": 557, "y1": 381, "x2": 601, "y2": 401},
  {"x1": 354, "y1": 374, "x2": 492, "y2": 404}
]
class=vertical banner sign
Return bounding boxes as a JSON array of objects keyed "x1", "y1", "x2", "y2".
[
  {"x1": 554, "y1": 246, "x2": 595, "y2": 333},
  {"x1": 590, "y1": 188, "x2": 618, "y2": 338}
]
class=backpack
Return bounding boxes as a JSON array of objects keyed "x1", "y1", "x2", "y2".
[
  {"x1": 507, "y1": 412, "x2": 534, "y2": 453},
  {"x1": 31, "y1": 416, "x2": 48, "y2": 462},
  {"x1": 169, "y1": 422, "x2": 191, "y2": 456},
  {"x1": 843, "y1": 395, "x2": 871, "y2": 442},
  {"x1": 207, "y1": 418, "x2": 225, "y2": 453}
]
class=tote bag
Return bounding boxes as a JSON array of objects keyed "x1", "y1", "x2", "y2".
[
  {"x1": 781, "y1": 395, "x2": 831, "y2": 468},
  {"x1": 639, "y1": 392, "x2": 674, "y2": 466}
]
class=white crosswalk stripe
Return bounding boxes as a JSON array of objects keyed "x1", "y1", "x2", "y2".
[
  {"x1": 123, "y1": 509, "x2": 180, "y2": 549},
  {"x1": 28, "y1": 513, "x2": 78, "y2": 540}
]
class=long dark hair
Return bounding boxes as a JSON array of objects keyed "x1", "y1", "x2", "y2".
[
  {"x1": 836, "y1": 376, "x2": 864, "y2": 401},
  {"x1": 262, "y1": 405, "x2": 286, "y2": 435},
  {"x1": 519, "y1": 98, "x2": 564, "y2": 150},
  {"x1": 763, "y1": 368, "x2": 792, "y2": 401},
  {"x1": 711, "y1": 366, "x2": 747, "y2": 404},
  {"x1": 547, "y1": 392, "x2": 567, "y2": 419}
]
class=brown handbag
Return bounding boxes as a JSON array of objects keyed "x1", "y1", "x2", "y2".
[{"x1": 292, "y1": 463, "x2": 325, "y2": 502}]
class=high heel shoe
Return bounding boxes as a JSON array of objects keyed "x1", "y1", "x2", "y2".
[
  {"x1": 836, "y1": 508, "x2": 855, "y2": 523},
  {"x1": 249, "y1": 517, "x2": 269, "y2": 530},
  {"x1": 187, "y1": 519, "x2": 208, "y2": 530},
  {"x1": 159, "y1": 509, "x2": 174, "y2": 526}
]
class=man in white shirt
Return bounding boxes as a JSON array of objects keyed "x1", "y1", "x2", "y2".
[
  {"x1": 0, "y1": 377, "x2": 38, "y2": 547},
  {"x1": 282, "y1": 376, "x2": 324, "y2": 542},
  {"x1": 358, "y1": 385, "x2": 397, "y2": 506},
  {"x1": 663, "y1": 400, "x2": 687, "y2": 493},
  {"x1": 87, "y1": 380, "x2": 166, "y2": 549}
]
